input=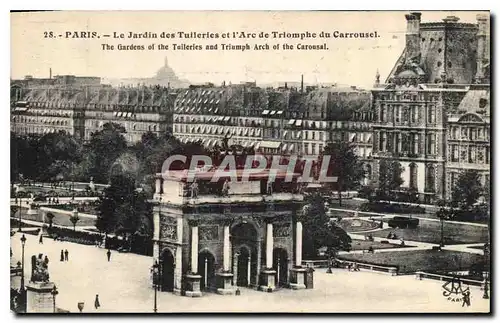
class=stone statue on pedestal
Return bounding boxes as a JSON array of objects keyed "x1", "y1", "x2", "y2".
[{"x1": 30, "y1": 253, "x2": 50, "y2": 283}]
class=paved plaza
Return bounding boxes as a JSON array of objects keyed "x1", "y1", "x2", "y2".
[{"x1": 10, "y1": 232, "x2": 489, "y2": 313}]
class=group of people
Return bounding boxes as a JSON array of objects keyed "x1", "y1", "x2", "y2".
[
  {"x1": 60, "y1": 249, "x2": 69, "y2": 262},
  {"x1": 45, "y1": 197, "x2": 61, "y2": 204},
  {"x1": 347, "y1": 262, "x2": 361, "y2": 271}
]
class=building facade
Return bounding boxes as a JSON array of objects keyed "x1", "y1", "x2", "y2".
[
  {"x1": 172, "y1": 83, "x2": 372, "y2": 162},
  {"x1": 371, "y1": 12, "x2": 490, "y2": 203},
  {"x1": 84, "y1": 86, "x2": 175, "y2": 142},
  {"x1": 11, "y1": 84, "x2": 175, "y2": 143}
]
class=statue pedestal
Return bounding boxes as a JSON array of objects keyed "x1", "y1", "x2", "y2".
[
  {"x1": 184, "y1": 274, "x2": 202, "y2": 297},
  {"x1": 26, "y1": 282, "x2": 56, "y2": 313},
  {"x1": 259, "y1": 269, "x2": 277, "y2": 292},
  {"x1": 216, "y1": 272, "x2": 235, "y2": 295},
  {"x1": 289, "y1": 267, "x2": 307, "y2": 290}
]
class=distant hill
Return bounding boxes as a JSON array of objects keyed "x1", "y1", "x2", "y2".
[{"x1": 102, "y1": 57, "x2": 190, "y2": 88}]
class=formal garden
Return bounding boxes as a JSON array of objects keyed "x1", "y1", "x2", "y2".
[
  {"x1": 337, "y1": 249, "x2": 484, "y2": 275},
  {"x1": 371, "y1": 218, "x2": 488, "y2": 245}
]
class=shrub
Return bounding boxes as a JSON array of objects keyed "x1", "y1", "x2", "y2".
[
  {"x1": 360, "y1": 201, "x2": 425, "y2": 214},
  {"x1": 449, "y1": 206, "x2": 489, "y2": 223},
  {"x1": 358, "y1": 186, "x2": 374, "y2": 199}
]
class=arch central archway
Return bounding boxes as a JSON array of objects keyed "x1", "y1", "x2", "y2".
[
  {"x1": 160, "y1": 249, "x2": 175, "y2": 292},
  {"x1": 231, "y1": 222, "x2": 259, "y2": 288}
]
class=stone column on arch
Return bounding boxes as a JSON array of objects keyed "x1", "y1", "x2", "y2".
[
  {"x1": 290, "y1": 211, "x2": 306, "y2": 290},
  {"x1": 185, "y1": 219, "x2": 202, "y2": 297},
  {"x1": 259, "y1": 217, "x2": 276, "y2": 292},
  {"x1": 217, "y1": 218, "x2": 235, "y2": 295}
]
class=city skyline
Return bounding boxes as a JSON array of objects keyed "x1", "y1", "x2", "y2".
[{"x1": 11, "y1": 11, "x2": 484, "y2": 89}]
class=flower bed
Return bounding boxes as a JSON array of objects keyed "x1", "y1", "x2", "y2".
[{"x1": 337, "y1": 218, "x2": 379, "y2": 232}]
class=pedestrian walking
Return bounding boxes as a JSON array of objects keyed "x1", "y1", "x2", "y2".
[
  {"x1": 44, "y1": 255, "x2": 49, "y2": 266},
  {"x1": 94, "y1": 294, "x2": 101, "y2": 309},
  {"x1": 462, "y1": 289, "x2": 471, "y2": 307},
  {"x1": 64, "y1": 249, "x2": 69, "y2": 261},
  {"x1": 39, "y1": 233, "x2": 43, "y2": 244},
  {"x1": 107, "y1": 249, "x2": 111, "y2": 262},
  {"x1": 60, "y1": 250, "x2": 64, "y2": 262}
]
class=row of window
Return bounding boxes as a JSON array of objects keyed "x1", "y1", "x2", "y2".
[
  {"x1": 379, "y1": 104, "x2": 436, "y2": 124},
  {"x1": 174, "y1": 123, "x2": 376, "y2": 145},
  {"x1": 377, "y1": 93, "x2": 439, "y2": 102},
  {"x1": 449, "y1": 126, "x2": 489, "y2": 141},
  {"x1": 12, "y1": 126, "x2": 67, "y2": 135},
  {"x1": 407, "y1": 163, "x2": 436, "y2": 192},
  {"x1": 449, "y1": 145, "x2": 490, "y2": 164},
  {"x1": 378, "y1": 132, "x2": 438, "y2": 155},
  {"x1": 174, "y1": 115, "x2": 374, "y2": 130},
  {"x1": 13, "y1": 116, "x2": 71, "y2": 126},
  {"x1": 87, "y1": 104, "x2": 166, "y2": 113}
]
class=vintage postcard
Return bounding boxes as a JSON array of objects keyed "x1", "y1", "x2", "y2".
[{"x1": 10, "y1": 10, "x2": 491, "y2": 313}]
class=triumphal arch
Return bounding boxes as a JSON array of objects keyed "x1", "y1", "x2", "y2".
[{"x1": 151, "y1": 169, "x2": 308, "y2": 296}]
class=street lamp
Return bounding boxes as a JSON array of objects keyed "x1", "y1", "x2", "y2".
[
  {"x1": 18, "y1": 193, "x2": 22, "y2": 232},
  {"x1": 20, "y1": 234, "x2": 26, "y2": 293},
  {"x1": 436, "y1": 203, "x2": 450, "y2": 247},
  {"x1": 483, "y1": 242, "x2": 490, "y2": 299},
  {"x1": 151, "y1": 261, "x2": 160, "y2": 313},
  {"x1": 51, "y1": 285, "x2": 58, "y2": 313}
]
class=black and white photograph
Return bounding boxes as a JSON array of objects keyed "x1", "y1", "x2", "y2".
[{"x1": 9, "y1": 10, "x2": 491, "y2": 313}]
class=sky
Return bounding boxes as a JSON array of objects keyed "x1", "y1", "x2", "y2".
[{"x1": 10, "y1": 11, "x2": 485, "y2": 89}]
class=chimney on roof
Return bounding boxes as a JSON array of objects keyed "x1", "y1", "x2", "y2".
[
  {"x1": 301, "y1": 75, "x2": 304, "y2": 93},
  {"x1": 474, "y1": 14, "x2": 490, "y2": 83},
  {"x1": 404, "y1": 12, "x2": 421, "y2": 64},
  {"x1": 285, "y1": 82, "x2": 288, "y2": 89},
  {"x1": 443, "y1": 16, "x2": 460, "y2": 24},
  {"x1": 222, "y1": 81, "x2": 226, "y2": 87},
  {"x1": 168, "y1": 82, "x2": 170, "y2": 89},
  {"x1": 375, "y1": 69, "x2": 380, "y2": 86},
  {"x1": 49, "y1": 68, "x2": 52, "y2": 79}
]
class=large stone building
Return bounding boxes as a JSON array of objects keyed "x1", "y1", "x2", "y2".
[
  {"x1": 11, "y1": 83, "x2": 176, "y2": 143},
  {"x1": 371, "y1": 12, "x2": 490, "y2": 203},
  {"x1": 172, "y1": 83, "x2": 372, "y2": 162},
  {"x1": 151, "y1": 169, "x2": 306, "y2": 296},
  {"x1": 84, "y1": 86, "x2": 176, "y2": 142}
]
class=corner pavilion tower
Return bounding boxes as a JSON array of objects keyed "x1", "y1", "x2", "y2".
[{"x1": 151, "y1": 169, "x2": 307, "y2": 296}]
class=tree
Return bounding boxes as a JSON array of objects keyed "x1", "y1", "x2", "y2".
[
  {"x1": 86, "y1": 123, "x2": 128, "y2": 183},
  {"x1": 96, "y1": 174, "x2": 153, "y2": 238},
  {"x1": 302, "y1": 192, "x2": 352, "y2": 259},
  {"x1": 321, "y1": 142, "x2": 365, "y2": 206},
  {"x1": 70, "y1": 214, "x2": 80, "y2": 231},
  {"x1": 451, "y1": 170, "x2": 483, "y2": 210},
  {"x1": 377, "y1": 160, "x2": 404, "y2": 200}
]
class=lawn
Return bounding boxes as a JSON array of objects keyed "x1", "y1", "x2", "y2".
[
  {"x1": 338, "y1": 249, "x2": 484, "y2": 273},
  {"x1": 349, "y1": 239, "x2": 415, "y2": 251},
  {"x1": 14, "y1": 208, "x2": 96, "y2": 227},
  {"x1": 371, "y1": 219, "x2": 488, "y2": 244}
]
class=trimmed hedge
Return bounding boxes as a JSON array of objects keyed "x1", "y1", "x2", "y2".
[
  {"x1": 449, "y1": 207, "x2": 489, "y2": 224},
  {"x1": 47, "y1": 226, "x2": 101, "y2": 246},
  {"x1": 360, "y1": 201, "x2": 425, "y2": 214}
]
